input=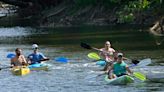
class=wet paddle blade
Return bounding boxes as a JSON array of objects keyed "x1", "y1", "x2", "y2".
[
  {"x1": 132, "y1": 60, "x2": 140, "y2": 65},
  {"x1": 133, "y1": 72, "x2": 146, "y2": 81},
  {"x1": 80, "y1": 42, "x2": 92, "y2": 49},
  {"x1": 7, "y1": 53, "x2": 15, "y2": 59},
  {"x1": 88, "y1": 52, "x2": 101, "y2": 60},
  {"x1": 54, "y1": 57, "x2": 68, "y2": 63}
]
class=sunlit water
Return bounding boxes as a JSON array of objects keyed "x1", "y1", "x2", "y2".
[{"x1": 0, "y1": 26, "x2": 164, "y2": 92}]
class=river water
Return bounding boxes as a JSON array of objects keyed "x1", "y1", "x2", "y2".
[{"x1": 0, "y1": 26, "x2": 164, "y2": 92}]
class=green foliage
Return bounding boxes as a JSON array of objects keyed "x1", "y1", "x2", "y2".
[
  {"x1": 128, "y1": 0, "x2": 150, "y2": 11},
  {"x1": 117, "y1": 12, "x2": 135, "y2": 23}
]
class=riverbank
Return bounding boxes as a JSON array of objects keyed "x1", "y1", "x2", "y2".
[{"x1": 0, "y1": 1, "x2": 163, "y2": 30}]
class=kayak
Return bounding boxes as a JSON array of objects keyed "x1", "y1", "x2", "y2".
[
  {"x1": 11, "y1": 66, "x2": 30, "y2": 76},
  {"x1": 147, "y1": 73, "x2": 164, "y2": 83},
  {"x1": 28, "y1": 63, "x2": 50, "y2": 71},
  {"x1": 96, "y1": 60, "x2": 106, "y2": 66},
  {"x1": 104, "y1": 75, "x2": 134, "y2": 85}
]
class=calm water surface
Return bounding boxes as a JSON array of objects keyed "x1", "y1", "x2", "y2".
[{"x1": 0, "y1": 26, "x2": 164, "y2": 92}]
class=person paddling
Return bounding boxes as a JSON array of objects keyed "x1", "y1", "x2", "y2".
[
  {"x1": 11, "y1": 48, "x2": 27, "y2": 67},
  {"x1": 27, "y1": 44, "x2": 49, "y2": 65},
  {"x1": 99, "y1": 41, "x2": 116, "y2": 71},
  {"x1": 107, "y1": 53, "x2": 133, "y2": 79}
]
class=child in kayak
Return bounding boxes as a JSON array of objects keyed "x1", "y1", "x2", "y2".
[
  {"x1": 107, "y1": 53, "x2": 133, "y2": 79},
  {"x1": 99, "y1": 41, "x2": 116, "y2": 71},
  {"x1": 11, "y1": 48, "x2": 27, "y2": 67},
  {"x1": 27, "y1": 44, "x2": 49, "y2": 65}
]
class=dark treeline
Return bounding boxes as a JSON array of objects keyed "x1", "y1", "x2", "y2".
[{"x1": 0, "y1": 0, "x2": 163, "y2": 28}]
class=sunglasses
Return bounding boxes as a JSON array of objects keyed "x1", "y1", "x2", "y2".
[{"x1": 105, "y1": 44, "x2": 110, "y2": 45}]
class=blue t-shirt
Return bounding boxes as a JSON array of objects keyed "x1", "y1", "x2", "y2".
[{"x1": 28, "y1": 52, "x2": 46, "y2": 64}]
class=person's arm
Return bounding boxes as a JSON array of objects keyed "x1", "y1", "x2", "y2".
[
  {"x1": 126, "y1": 65, "x2": 133, "y2": 75},
  {"x1": 107, "y1": 64, "x2": 114, "y2": 79},
  {"x1": 112, "y1": 48, "x2": 115, "y2": 53},
  {"x1": 39, "y1": 53, "x2": 49, "y2": 62},
  {"x1": 21, "y1": 55, "x2": 28, "y2": 66},
  {"x1": 27, "y1": 55, "x2": 32, "y2": 64}
]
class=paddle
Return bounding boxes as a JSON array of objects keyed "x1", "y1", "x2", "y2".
[
  {"x1": 6, "y1": 53, "x2": 16, "y2": 59},
  {"x1": 81, "y1": 43, "x2": 147, "y2": 81},
  {"x1": 54, "y1": 57, "x2": 68, "y2": 63},
  {"x1": 87, "y1": 52, "x2": 147, "y2": 81},
  {"x1": 133, "y1": 72, "x2": 146, "y2": 81},
  {"x1": 80, "y1": 42, "x2": 101, "y2": 51},
  {"x1": 81, "y1": 42, "x2": 141, "y2": 65},
  {"x1": 54, "y1": 57, "x2": 81, "y2": 63},
  {"x1": 87, "y1": 52, "x2": 101, "y2": 60},
  {"x1": 87, "y1": 52, "x2": 140, "y2": 65},
  {"x1": 0, "y1": 66, "x2": 12, "y2": 70}
]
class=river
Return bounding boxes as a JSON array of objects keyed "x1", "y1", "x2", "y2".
[{"x1": 0, "y1": 26, "x2": 164, "y2": 92}]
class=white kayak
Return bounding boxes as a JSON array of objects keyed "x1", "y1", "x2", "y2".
[
  {"x1": 104, "y1": 75, "x2": 134, "y2": 85},
  {"x1": 147, "y1": 73, "x2": 164, "y2": 83}
]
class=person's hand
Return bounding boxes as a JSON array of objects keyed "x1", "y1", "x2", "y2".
[{"x1": 22, "y1": 62, "x2": 28, "y2": 66}]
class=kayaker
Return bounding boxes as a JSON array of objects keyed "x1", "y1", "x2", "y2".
[
  {"x1": 27, "y1": 44, "x2": 49, "y2": 65},
  {"x1": 107, "y1": 53, "x2": 133, "y2": 79},
  {"x1": 99, "y1": 41, "x2": 116, "y2": 71},
  {"x1": 11, "y1": 48, "x2": 27, "y2": 67}
]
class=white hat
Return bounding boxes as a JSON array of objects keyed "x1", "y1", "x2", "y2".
[
  {"x1": 117, "y1": 53, "x2": 123, "y2": 57},
  {"x1": 32, "y1": 44, "x2": 38, "y2": 49}
]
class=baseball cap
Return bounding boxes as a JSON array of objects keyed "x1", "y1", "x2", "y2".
[{"x1": 117, "y1": 53, "x2": 123, "y2": 57}]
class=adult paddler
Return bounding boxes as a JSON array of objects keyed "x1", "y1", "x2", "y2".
[
  {"x1": 11, "y1": 48, "x2": 27, "y2": 67},
  {"x1": 27, "y1": 44, "x2": 49, "y2": 65},
  {"x1": 99, "y1": 41, "x2": 116, "y2": 71},
  {"x1": 107, "y1": 53, "x2": 133, "y2": 79}
]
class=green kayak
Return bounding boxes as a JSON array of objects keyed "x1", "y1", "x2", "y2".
[{"x1": 104, "y1": 75, "x2": 134, "y2": 85}]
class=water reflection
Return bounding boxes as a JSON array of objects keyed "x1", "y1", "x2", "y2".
[{"x1": 0, "y1": 26, "x2": 164, "y2": 92}]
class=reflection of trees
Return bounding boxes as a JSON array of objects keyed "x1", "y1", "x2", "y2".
[{"x1": 154, "y1": 36, "x2": 164, "y2": 46}]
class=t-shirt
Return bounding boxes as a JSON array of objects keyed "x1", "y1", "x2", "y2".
[
  {"x1": 113, "y1": 61, "x2": 127, "y2": 76},
  {"x1": 28, "y1": 52, "x2": 46, "y2": 64}
]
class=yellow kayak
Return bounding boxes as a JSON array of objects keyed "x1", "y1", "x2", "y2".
[{"x1": 11, "y1": 66, "x2": 30, "y2": 76}]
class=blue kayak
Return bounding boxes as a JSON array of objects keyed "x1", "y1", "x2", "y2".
[
  {"x1": 28, "y1": 63, "x2": 51, "y2": 71},
  {"x1": 96, "y1": 60, "x2": 106, "y2": 66}
]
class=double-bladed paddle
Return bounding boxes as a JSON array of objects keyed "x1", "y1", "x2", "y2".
[
  {"x1": 87, "y1": 52, "x2": 147, "y2": 81},
  {"x1": 87, "y1": 52, "x2": 140, "y2": 65}
]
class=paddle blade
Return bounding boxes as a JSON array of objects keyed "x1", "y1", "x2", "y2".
[
  {"x1": 80, "y1": 42, "x2": 92, "y2": 49},
  {"x1": 132, "y1": 60, "x2": 140, "y2": 65},
  {"x1": 54, "y1": 57, "x2": 68, "y2": 63},
  {"x1": 7, "y1": 53, "x2": 15, "y2": 59},
  {"x1": 133, "y1": 72, "x2": 146, "y2": 81},
  {"x1": 88, "y1": 52, "x2": 101, "y2": 60}
]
